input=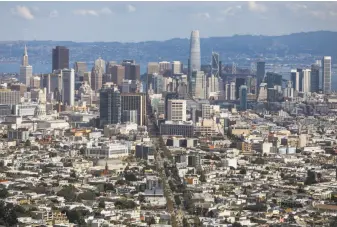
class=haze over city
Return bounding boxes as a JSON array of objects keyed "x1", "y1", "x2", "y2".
[{"x1": 2, "y1": 1, "x2": 337, "y2": 42}]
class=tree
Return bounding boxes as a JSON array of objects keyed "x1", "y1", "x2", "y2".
[
  {"x1": 199, "y1": 172, "x2": 206, "y2": 183},
  {"x1": 77, "y1": 191, "x2": 96, "y2": 201},
  {"x1": 79, "y1": 147, "x2": 86, "y2": 155},
  {"x1": 98, "y1": 200, "x2": 105, "y2": 209},
  {"x1": 0, "y1": 188, "x2": 8, "y2": 198},
  {"x1": 57, "y1": 186, "x2": 78, "y2": 202},
  {"x1": 147, "y1": 216, "x2": 156, "y2": 225},
  {"x1": 239, "y1": 168, "x2": 247, "y2": 174},
  {"x1": 124, "y1": 173, "x2": 137, "y2": 181},
  {"x1": 24, "y1": 140, "x2": 31, "y2": 147},
  {"x1": 139, "y1": 194, "x2": 145, "y2": 203},
  {"x1": 66, "y1": 209, "x2": 86, "y2": 225},
  {"x1": 114, "y1": 199, "x2": 137, "y2": 209}
]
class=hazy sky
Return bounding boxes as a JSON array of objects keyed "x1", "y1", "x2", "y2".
[{"x1": 2, "y1": 1, "x2": 337, "y2": 42}]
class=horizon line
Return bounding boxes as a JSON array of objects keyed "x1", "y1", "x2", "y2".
[{"x1": 0, "y1": 30, "x2": 335, "y2": 44}]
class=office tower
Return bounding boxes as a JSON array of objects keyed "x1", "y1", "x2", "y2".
[
  {"x1": 189, "y1": 30, "x2": 201, "y2": 72},
  {"x1": 30, "y1": 76, "x2": 40, "y2": 89},
  {"x1": 225, "y1": 83, "x2": 230, "y2": 100},
  {"x1": 91, "y1": 64, "x2": 104, "y2": 91},
  {"x1": 52, "y1": 46, "x2": 69, "y2": 71},
  {"x1": 99, "y1": 86, "x2": 121, "y2": 127},
  {"x1": 152, "y1": 74, "x2": 164, "y2": 94},
  {"x1": 322, "y1": 56, "x2": 332, "y2": 94},
  {"x1": 291, "y1": 69, "x2": 300, "y2": 91},
  {"x1": 310, "y1": 64, "x2": 320, "y2": 93},
  {"x1": 19, "y1": 45, "x2": 32, "y2": 87},
  {"x1": 172, "y1": 61, "x2": 182, "y2": 75},
  {"x1": 106, "y1": 61, "x2": 117, "y2": 74},
  {"x1": 159, "y1": 61, "x2": 171, "y2": 73},
  {"x1": 95, "y1": 57, "x2": 106, "y2": 73},
  {"x1": 110, "y1": 65, "x2": 125, "y2": 86},
  {"x1": 239, "y1": 85, "x2": 247, "y2": 111},
  {"x1": 83, "y1": 72, "x2": 91, "y2": 85},
  {"x1": 40, "y1": 73, "x2": 62, "y2": 95},
  {"x1": 235, "y1": 78, "x2": 245, "y2": 99},
  {"x1": 121, "y1": 93, "x2": 146, "y2": 125},
  {"x1": 165, "y1": 92, "x2": 178, "y2": 118},
  {"x1": 122, "y1": 110, "x2": 137, "y2": 124},
  {"x1": 0, "y1": 90, "x2": 20, "y2": 105},
  {"x1": 62, "y1": 69, "x2": 75, "y2": 106},
  {"x1": 122, "y1": 60, "x2": 140, "y2": 81},
  {"x1": 302, "y1": 69, "x2": 311, "y2": 93},
  {"x1": 74, "y1": 62, "x2": 87, "y2": 77},
  {"x1": 208, "y1": 74, "x2": 219, "y2": 98},
  {"x1": 256, "y1": 61, "x2": 265, "y2": 92},
  {"x1": 211, "y1": 52, "x2": 220, "y2": 77},
  {"x1": 10, "y1": 83, "x2": 26, "y2": 96},
  {"x1": 266, "y1": 72, "x2": 282, "y2": 89},
  {"x1": 194, "y1": 71, "x2": 207, "y2": 99},
  {"x1": 147, "y1": 62, "x2": 159, "y2": 75},
  {"x1": 284, "y1": 80, "x2": 294, "y2": 99},
  {"x1": 230, "y1": 81, "x2": 236, "y2": 100},
  {"x1": 201, "y1": 104, "x2": 211, "y2": 119},
  {"x1": 167, "y1": 99, "x2": 187, "y2": 121}
]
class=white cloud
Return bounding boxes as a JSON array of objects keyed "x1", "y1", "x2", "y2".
[
  {"x1": 222, "y1": 5, "x2": 242, "y2": 16},
  {"x1": 127, "y1": 4, "x2": 136, "y2": 13},
  {"x1": 73, "y1": 8, "x2": 112, "y2": 16},
  {"x1": 248, "y1": 1, "x2": 267, "y2": 13},
  {"x1": 197, "y1": 12, "x2": 210, "y2": 20},
  {"x1": 286, "y1": 3, "x2": 307, "y2": 12},
  {"x1": 11, "y1": 5, "x2": 34, "y2": 20},
  {"x1": 49, "y1": 10, "x2": 59, "y2": 18},
  {"x1": 100, "y1": 7, "x2": 112, "y2": 15}
]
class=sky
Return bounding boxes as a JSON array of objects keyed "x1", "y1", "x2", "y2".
[{"x1": 1, "y1": 1, "x2": 337, "y2": 42}]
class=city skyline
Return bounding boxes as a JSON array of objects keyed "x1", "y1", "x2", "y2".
[{"x1": 2, "y1": 1, "x2": 337, "y2": 42}]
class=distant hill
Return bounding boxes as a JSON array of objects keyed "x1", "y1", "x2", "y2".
[{"x1": 0, "y1": 31, "x2": 336, "y2": 73}]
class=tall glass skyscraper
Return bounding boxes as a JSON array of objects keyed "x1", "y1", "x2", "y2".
[
  {"x1": 322, "y1": 56, "x2": 332, "y2": 94},
  {"x1": 239, "y1": 85, "x2": 247, "y2": 111},
  {"x1": 99, "y1": 86, "x2": 121, "y2": 127},
  {"x1": 189, "y1": 30, "x2": 201, "y2": 73}
]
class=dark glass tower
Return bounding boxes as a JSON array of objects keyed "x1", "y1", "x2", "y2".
[
  {"x1": 311, "y1": 64, "x2": 320, "y2": 93},
  {"x1": 52, "y1": 46, "x2": 69, "y2": 71},
  {"x1": 99, "y1": 87, "x2": 121, "y2": 127},
  {"x1": 256, "y1": 62, "x2": 265, "y2": 89}
]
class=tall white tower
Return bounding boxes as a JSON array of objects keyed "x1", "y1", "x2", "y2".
[
  {"x1": 20, "y1": 45, "x2": 32, "y2": 87},
  {"x1": 189, "y1": 30, "x2": 201, "y2": 72},
  {"x1": 322, "y1": 56, "x2": 331, "y2": 94}
]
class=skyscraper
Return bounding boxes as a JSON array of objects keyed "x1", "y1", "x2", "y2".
[
  {"x1": 235, "y1": 78, "x2": 245, "y2": 99},
  {"x1": 52, "y1": 46, "x2": 69, "y2": 71},
  {"x1": 194, "y1": 71, "x2": 206, "y2": 99},
  {"x1": 74, "y1": 62, "x2": 87, "y2": 77},
  {"x1": 310, "y1": 64, "x2": 320, "y2": 93},
  {"x1": 147, "y1": 62, "x2": 159, "y2": 75},
  {"x1": 322, "y1": 56, "x2": 332, "y2": 94},
  {"x1": 167, "y1": 99, "x2": 187, "y2": 121},
  {"x1": 20, "y1": 45, "x2": 32, "y2": 87},
  {"x1": 189, "y1": 30, "x2": 201, "y2": 73},
  {"x1": 99, "y1": 86, "x2": 121, "y2": 127},
  {"x1": 121, "y1": 93, "x2": 146, "y2": 125},
  {"x1": 239, "y1": 85, "x2": 247, "y2": 111},
  {"x1": 62, "y1": 69, "x2": 75, "y2": 106},
  {"x1": 256, "y1": 61, "x2": 265, "y2": 93},
  {"x1": 291, "y1": 69, "x2": 299, "y2": 91},
  {"x1": 159, "y1": 61, "x2": 171, "y2": 74},
  {"x1": 302, "y1": 69, "x2": 311, "y2": 93},
  {"x1": 211, "y1": 52, "x2": 220, "y2": 77},
  {"x1": 266, "y1": 72, "x2": 282, "y2": 89},
  {"x1": 95, "y1": 57, "x2": 106, "y2": 73},
  {"x1": 111, "y1": 65, "x2": 125, "y2": 86},
  {"x1": 172, "y1": 61, "x2": 182, "y2": 75},
  {"x1": 122, "y1": 60, "x2": 140, "y2": 81}
]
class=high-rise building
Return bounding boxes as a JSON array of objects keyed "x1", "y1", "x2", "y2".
[
  {"x1": 121, "y1": 93, "x2": 146, "y2": 126},
  {"x1": 310, "y1": 64, "x2": 320, "y2": 93},
  {"x1": 302, "y1": 69, "x2": 311, "y2": 93},
  {"x1": 172, "y1": 61, "x2": 182, "y2": 75},
  {"x1": 99, "y1": 86, "x2": 121, "y2": 127},
  {"x1": 111, "y1": 65, "x2": 125, "y2": 86},
  {"x1": 194, "y1": 71, "x2": 207, "y2": 99},
  {"x1": 122, "y1": 60, "x2": 140, "y2": 81},
  {"x1": 266, "y1": 72, "x2": 282, "y2": 89},
  {"x1": 74, "y1": 62, "x2": 87, "y2": 77},
  {"x1": 62, "y1": 69, "x2": 75, "y2": 106},
  {"x1": 147, "y1": 62, "x2": 159, "y2": 75},
  {"x1": 207, "y1": 74, "x2": 219, "y2": 98},
  {"x1": 91, "y1": 61, "x2": 104, "y2": 91},
  {"x1": 52, "y1": 46, "x2": 69, "y2": 71},
  {"x1": 283, "y1": 80, "x2": 294, "y2": 99},
  {"x1": 230, "y1": 81, "x2": 236, "y2": 101},
  {"x1": 19, "y1": 45, "x2": 32, "y2": 87},
  {"x1": 211, "y1": 52, "x2": 220, "y2": 77},
  {"x1": 167, "y1": 99, "x2": 187, "y2": 121},
  {"x1": 291, "y1": 69, "x2": 300, "y2": 92},
  {"x1": 189, "y1": 30, "x2": 201, "y2": 73},
  {"x1": 30, "y1": 76, "x2": 40, "y2": 89},
  {"x1": 256, "y1": 61, "x2": 265, "y2": 93},
  {"x1": 0, "y1": 90, "x2": 20, "y2": 105},
  {"x1": 106, "y1": 61, "x2": 117, "y2": 74},
  {"x1": 22, "y1": 45, "x2": 29, "y2": 67},
  {"x1": 201, "y1": 104, "x2": 211, "y2": 119},
  {"x1": 239, "y1": 85, "x2": 247, "y2": 111},
  {"x1": 159, "y1": 61, "x2": 171, "y2": 74},
  {"x1": 165, "y1": 92, "x2": 178, "y2": 119},
  {"x1": 322, "y1": 56, "x2": 332, "y2": 94},
  {"x1": 235, "y1": 78, "x2": 245, "y2": 99}
]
